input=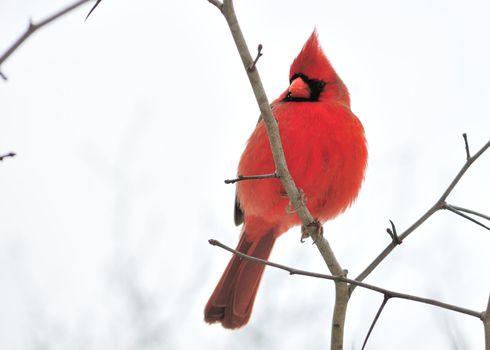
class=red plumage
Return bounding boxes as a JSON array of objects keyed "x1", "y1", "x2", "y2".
[{"x1": 205, "y1": 30, "x2": 367, "y2": 329}]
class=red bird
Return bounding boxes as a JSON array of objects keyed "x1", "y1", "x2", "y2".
[{"x1": 205, "y1": 31, "x2": 367, "y2": 329}]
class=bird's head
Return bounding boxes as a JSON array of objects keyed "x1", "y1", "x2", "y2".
[{"x1": 283, "y1": 30, "x2": 350, "y2": 105}]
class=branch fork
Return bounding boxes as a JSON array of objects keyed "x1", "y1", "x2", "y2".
[{"x1": 352, "y1": 135, "x2": 490, "y2": 294}]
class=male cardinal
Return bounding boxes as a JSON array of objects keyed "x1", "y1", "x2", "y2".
[{"x1": 205, "y1": 31, "x2": 367, "y2": 329}]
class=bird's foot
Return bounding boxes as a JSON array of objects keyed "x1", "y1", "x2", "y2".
[{"x1": 300, "y1": 219, "x2": 323, "y2": 243}]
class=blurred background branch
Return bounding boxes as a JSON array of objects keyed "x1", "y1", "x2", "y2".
[
  {"x1": 0, "y1": 0, "x2": 93, "y2": 80},
  {"x1": 0, "y1": 152, "x2": 16, "y2": 161}
]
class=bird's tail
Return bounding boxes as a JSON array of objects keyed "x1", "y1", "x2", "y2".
[{"x1": 204, "y1": 231, "x2": 276, "y2": 329}]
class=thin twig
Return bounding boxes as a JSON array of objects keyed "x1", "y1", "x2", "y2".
[
  {"x1": 438, "y1": 136, "x2": 490, "y2": 201},
  {"x1": 0, "y1": 0, "x2": 93, "y2": 80},
  {"x1": 85, "y1": 0, "x2": 102, "y2": 21},
  {"x1": 0, "y1": 152, "x2": 16, "y2": 161},
  {"x1": 224, "y1": 172, "x2": 278, "y2": 184},
  {"x1": 362, "y1": 295, "x2": 390, "y2": 350},
  {"x1": 248, "y1": 44, "x2": 263, "y2": 72},
  {"x1": 484, "y1": 294, "x2": 490, "y2": 350},
  {"x1": 208, "y1": 239, "x2": 483, "y2": 319},
  {"x1": 463, "y1": 133, "x2": 471, "y2": 160},
  {"x1": 449, "y1": 204, "x2": 490, "y2": 222},
  {"x1": 443, "y1": 204, "x2": 490, "y2": 231},
  {"x1": 386, "y1": 219, "x2": 402, "y2": 245},
  {"x1": 351, "y1": 137, "x2": 490, "y2": 295}
]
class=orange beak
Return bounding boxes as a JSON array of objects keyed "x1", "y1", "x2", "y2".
[{"x1": 288, "y1": 77, "x2": 311, "y2": 99}]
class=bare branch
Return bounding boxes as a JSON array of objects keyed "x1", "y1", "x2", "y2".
[
  {"x1": 463, "y1": 133, "x2": 471, "y2": 160},
  {"x1": 208, "y1": 239, "x2": 483, "y2": 319},
  {"x1": 443, "y1": 204, "x2": 490, "y2": 231},
  {"x1": 85, "y1": 0, "x2": 102, "y2": 21},
  {"x1": 248, "y1": 44, "x2": 263, "y2": 72},
  {"x1": 0, "y1": 0, "x2": 93, "y2": 80},
  {"x1": 224, "y1": 172, "x2": 278, "y2": 184},
  {"x1": 351, "y1": 137, "x2": 490, "y2": 294},
  {"x1": 449, "y1": 204, "x2": 490, "y2": 222},
  {"x1": 485, "y1": 294, "x2": 490, "y2": 350},
  {"x1": 362, "y1": 295, "x2": 390, "y2": 350},
  {"x1": 438, "y1": 138, "x2": 490, "y2": 202},
  {"x1": 0, "y1": 152, "x2": 16, "y2": 161}
]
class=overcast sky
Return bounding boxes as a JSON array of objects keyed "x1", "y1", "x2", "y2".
[{"x1": 1, "y1": 0, "x2": 489, "y2": 349}]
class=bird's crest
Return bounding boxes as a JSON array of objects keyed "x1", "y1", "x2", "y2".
[{"x1": 289, "y1": 30, "x2": 350, "y2": 104}]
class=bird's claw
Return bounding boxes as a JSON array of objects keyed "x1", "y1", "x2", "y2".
[{"x1": 300, "y1": 219, "x2": 323, "y2": 244}]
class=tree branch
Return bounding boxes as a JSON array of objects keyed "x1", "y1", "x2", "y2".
[
  {"x1": 0, "y1": 0, "x2": 93, "y2": 80},
  {"x1": 0, "y1": 152, "x2": 16, "y2": 161},
  {"x1": 224, "y1": 172, "x2": 279, "y2": 184},
  {"x1": 449, "y1": 205, "x2": 490, "y2": 222},
  {"x1": 443, "y1": 203, "x2": 490, "y2": 231},
  {"x1": 208, "y1": 239, "x2": 483, "y2": 319},
  {"x1": 485, "y1": 294, "x2": 490, "y2": 350},
  {"x1": 85, "y1": 0, "x2": 102, "y2": 20},
  {"x1": 351, "y1": 137, "x2": 490, "y2": 295},
  {"x1": 463, "y1": 133, "x2": 471, "y2": 160},
  {"x1": 361, "y1": 295, "x2": 390, "y2": 350},
  {"x1": 248, "y1": 44, "x2": 263, "y2": 72}
]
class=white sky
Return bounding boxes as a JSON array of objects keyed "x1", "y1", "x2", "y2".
[{"x1": 1, "y1": 0, "x2": 489, "y2": 349}]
